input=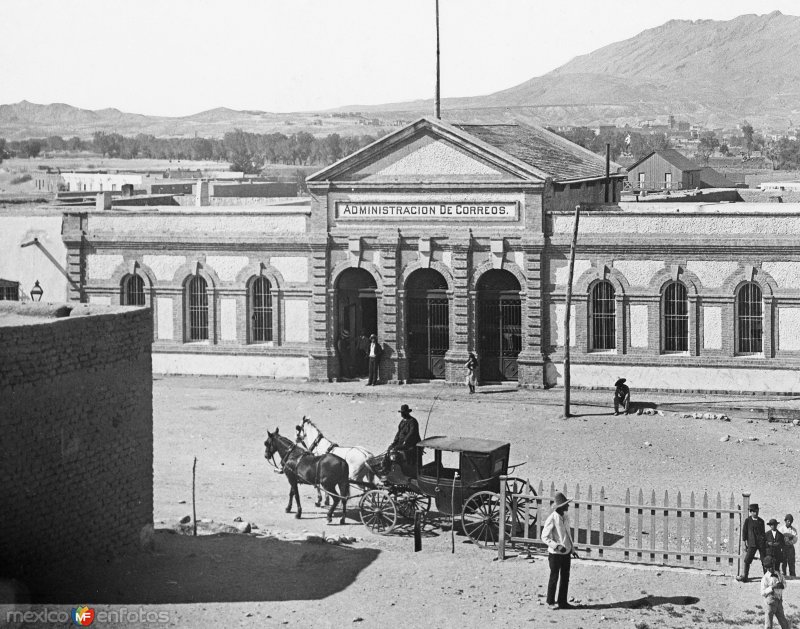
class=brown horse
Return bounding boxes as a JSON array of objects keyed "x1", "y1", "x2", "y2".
[{"x1": 264, "y1": 428, "x2": 350, "y2": 524}]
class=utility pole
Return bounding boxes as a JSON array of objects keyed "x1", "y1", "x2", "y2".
[
  {"x1": 563, "y1": 204, "x2": 581, "y2": 418},
  {"x1": 434, "y1": 0, "x2": 441, "y2": 119}
]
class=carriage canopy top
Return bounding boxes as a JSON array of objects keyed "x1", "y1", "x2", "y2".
[{"x1": 418, "y1": 436, "x2": 509, "y2": 454}]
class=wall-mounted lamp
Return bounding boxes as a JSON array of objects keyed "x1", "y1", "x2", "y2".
[{"x1": 30, "y1": 280, "x2": 43, "y2": 302}]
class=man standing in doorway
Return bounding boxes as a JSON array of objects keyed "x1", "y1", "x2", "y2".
[
  {"x1": 542, "y1": 491, "x2": 580, "y2": 610},
  {"x1": 367, "y1": 333, "x2": 383, "y2": 386}
]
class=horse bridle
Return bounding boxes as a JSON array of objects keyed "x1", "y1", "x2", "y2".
[
  {"x1": 265, "y1": 434, "x2": 301, "y2": 473},
  {"x1": 297, "y1": 418, "x2": 338, "y2": 453}
]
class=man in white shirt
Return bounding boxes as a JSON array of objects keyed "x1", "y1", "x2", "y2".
[
  {"x1": 779, "y1": 513, "x2": 797, "y2": 578},
  {"x1": 542, "y1": 491, "x2": 580, "y2": 610},
  {"x1": 761, "y1": 555, "x2": 790, "y2": 629}
]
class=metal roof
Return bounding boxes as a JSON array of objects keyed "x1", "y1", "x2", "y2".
[
  {"x1": 628, "y1": 149, "x2": 702, "y2": 172},
  {"x1": 453, "y1": 123, "x2": 625, "y2": 182},
  {"x1": 418, "y1": 435, "x2": 510, "y2": 454}
]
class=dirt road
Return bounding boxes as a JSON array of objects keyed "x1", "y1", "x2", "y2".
[{"x1": 22, "y1": 377, "x2": 800, "y2": 628}]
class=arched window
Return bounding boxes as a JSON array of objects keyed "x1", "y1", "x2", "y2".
[
  {"x1": 737, "y1": 282, "x2": 762, "y2": 354},
  {"x1": 121, "y1": 273, "x2": 146, "y2": 306},
  {"x1": 186, "y1": 275, "x2": 209, "y2": 341},
  {"x1": 250, "y1": 276, "x2": 273, "y2": 342},
  {"x1": 662, "y1": 282, "x2": 688, "y2": 352},
  {"x1": 589, "y1": 281, "x2": 616, "y2": 350}
]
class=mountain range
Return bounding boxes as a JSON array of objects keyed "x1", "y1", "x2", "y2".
[{"x1": 1, "y1": 11, "x2": 798, "y2": 140}]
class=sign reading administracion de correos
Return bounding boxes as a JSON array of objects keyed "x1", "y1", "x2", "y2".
[{"x1": 336, "y1": 201, "x2": 518, "y2": 220}]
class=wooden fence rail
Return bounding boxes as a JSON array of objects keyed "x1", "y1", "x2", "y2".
[{"x1": 498, "y1": 477, "x2": 747, "y2": 576}]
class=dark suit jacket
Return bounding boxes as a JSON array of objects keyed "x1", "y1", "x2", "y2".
[
  {"x1": 742, "y1": 516, "x2": 766, "y2": 548},
  {"x1": 765, "y1": 529, "x2": 785, "y2": 561},
  {"x1": 392, "y1": 415, "x2": 421, "y2": 451}
]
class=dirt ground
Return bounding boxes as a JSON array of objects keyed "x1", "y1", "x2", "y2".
[{"x1": 8, "y1": 376, "x2": 800, "y2": 628}]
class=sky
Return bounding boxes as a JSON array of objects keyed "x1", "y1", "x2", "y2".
[{"x1": 2, "y1": 0, "x2": 798, "y2": 117}]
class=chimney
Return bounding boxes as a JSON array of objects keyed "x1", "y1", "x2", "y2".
[
  {"x1": 195, "y1": 180, "x2": 209, "y2": 207},
  {"x1": 95, "y1": 191, "x2": 112, "y2": 210}
]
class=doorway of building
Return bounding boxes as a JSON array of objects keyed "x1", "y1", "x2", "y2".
[
  {"x1": 477, "y1": 269, "x2": 521, "y2": 382},
  {"x1": 336, "y1": 268, "x2": 378, "y2": 378},
  {"x1": 406, "y1": 268, "x2": 449, "y2": 380}
]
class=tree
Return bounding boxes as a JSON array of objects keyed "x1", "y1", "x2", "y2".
[
  {"x1": 23, "y1": 139, "x2": 42, "y2": 158},
  {"x1": 741, "y1": 121, "x2": 755, "y2": 156},
  {"x1": 224, "y1": 129, "x2": 265, "y2": 174},
  {"x1": 0, "y1": 138, "x2": 7, "y2": 164},
  {"x1": 695, "y1": 133, "x2": 719, "y2": 165},
  {"x1": 720, "y1": 143, "x2": 730, "y2": 157}
]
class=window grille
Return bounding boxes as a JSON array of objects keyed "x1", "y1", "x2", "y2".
[
  {"x1": 187, "y1": 275, "x2": 209, "y2": 341},
  {"x1": 737, "y1": 282, "x2": 762, "y2": 354},
  {"x1": 0, "y1": 280, "x2": 19, "y2": 301},
  {"x1": 590, "y1": 281, "x2": 616, "y2": 350},
  {"x1": 250, "y1": 276, "x2": 273, "y2": 342},
  {"x1": 663, "y1": 282, "x2": 688, "y2": 352},
  {"x1": 121, "y1": 274, "x2": 146, "y2": 306}
]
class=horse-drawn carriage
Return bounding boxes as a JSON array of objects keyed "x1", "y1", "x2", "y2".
[
  {"x1": 358, "y1": 436, "x2": 535, "y2": 546},
  {"x1": 265, "y1": 420, "x2": 535, "y2": 546}
]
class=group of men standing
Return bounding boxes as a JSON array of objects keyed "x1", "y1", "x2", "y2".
[
  {"x1": 738, "y1": 504, "x2": 797, "y2": 582},
  {"x1": 737, "y1": 504, "x2": 797, "y2": 628}
]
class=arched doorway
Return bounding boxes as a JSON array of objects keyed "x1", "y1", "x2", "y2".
[
  {"x1": 336, "y1": 268, "x2": 378, "y2": 378},
  {"x1": 406, "y1": 269, "x2": 449, "y2": 380},
  {"x1": 477, "y1": 269, "x2": 521, "y2": 382}
]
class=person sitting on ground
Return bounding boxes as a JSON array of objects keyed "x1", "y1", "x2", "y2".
[
  {"x1": 383, "y1": 403, "x2": 421, "y2": 472},
  {"x1": 613, "y1": 378, "x2": 631, "y2": 415}
]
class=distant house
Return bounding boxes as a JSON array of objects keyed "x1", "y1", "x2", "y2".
[{"x1": 625, "y1": 149, "x2": 702, "y2": 192}]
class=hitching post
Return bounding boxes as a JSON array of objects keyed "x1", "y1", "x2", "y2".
[
  {"x1": 192, "y1": 456, "x2": 198, "y2": 537},
  {"x1": 563, "y1": 204, "x2": 581, "y2": 418}
]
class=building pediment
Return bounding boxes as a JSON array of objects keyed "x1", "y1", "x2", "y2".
[{"x1": 307, "y1": 118, "x2": 548, "y2": 185}]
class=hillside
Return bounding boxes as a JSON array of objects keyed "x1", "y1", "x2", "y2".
[{"x1": 1, "y1": 11, "x2": 799, "y2": 139}]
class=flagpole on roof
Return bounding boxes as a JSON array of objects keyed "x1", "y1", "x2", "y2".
[{"x1": 435, "y1": 0, "x2": 441, "y2": 120}]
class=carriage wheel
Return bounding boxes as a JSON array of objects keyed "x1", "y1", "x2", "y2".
[
  {"x1": 396, "y1": 493, "x2": 431, "y2": 520},
  {"x1": 359, "y1": 489, "x2": 397, "y2": 534},
  {"x1": 504, "y1": 477, "x2": 538, "y2": 534},
  {"x1": 461, "y1": 491, "x2": 503, "y2": 547}
]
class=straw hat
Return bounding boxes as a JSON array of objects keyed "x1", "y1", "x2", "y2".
[{"x1": 553, "y1": 491, "x2": 572, "y2": 509}]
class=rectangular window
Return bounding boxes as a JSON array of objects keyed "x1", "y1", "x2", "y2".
[
  {"x1": 0, "y1": 281, "x2": 19, "y2": 301},
  {"x1": 665, "y1": 172, "x2": 673, "y2": 188}
]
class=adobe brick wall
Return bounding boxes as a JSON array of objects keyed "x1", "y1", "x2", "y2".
[{"x1": 0, "y1": 302, "x2": 153, "y2": 578}]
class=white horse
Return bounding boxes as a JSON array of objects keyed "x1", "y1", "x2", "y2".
[{"x1": 296, "y1": 416, "x2": 376, "y2": 506}]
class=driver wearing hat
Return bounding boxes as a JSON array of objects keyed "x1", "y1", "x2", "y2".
[{"x1": 384, "y1": 404, "x2": 421, "y2": 471}]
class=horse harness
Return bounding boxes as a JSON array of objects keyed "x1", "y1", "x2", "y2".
[{"x1": 271, "y1": 439, "x2": 326, "y2": 487}]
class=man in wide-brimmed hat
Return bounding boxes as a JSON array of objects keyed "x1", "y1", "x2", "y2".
[
  {"x1": 766, "y1": 518, "x2": 786, "y2": 573},
  {"x1": 383, "y1": 404, "x2": 421, "y2": 472},
  {"x1": 613, "y1": 378, "x2": 630, "y2": 415},
  {"x1": 542, "y1": 491, "x2": 580, "y2": 610}
]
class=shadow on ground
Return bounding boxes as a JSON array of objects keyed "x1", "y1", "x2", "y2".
[
  {"x1": 580, "y1": 595, "x2": 700, "y2": 610},
  {"x1": 18, "y1": 529, "x2": 380, "y2": 604}
]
